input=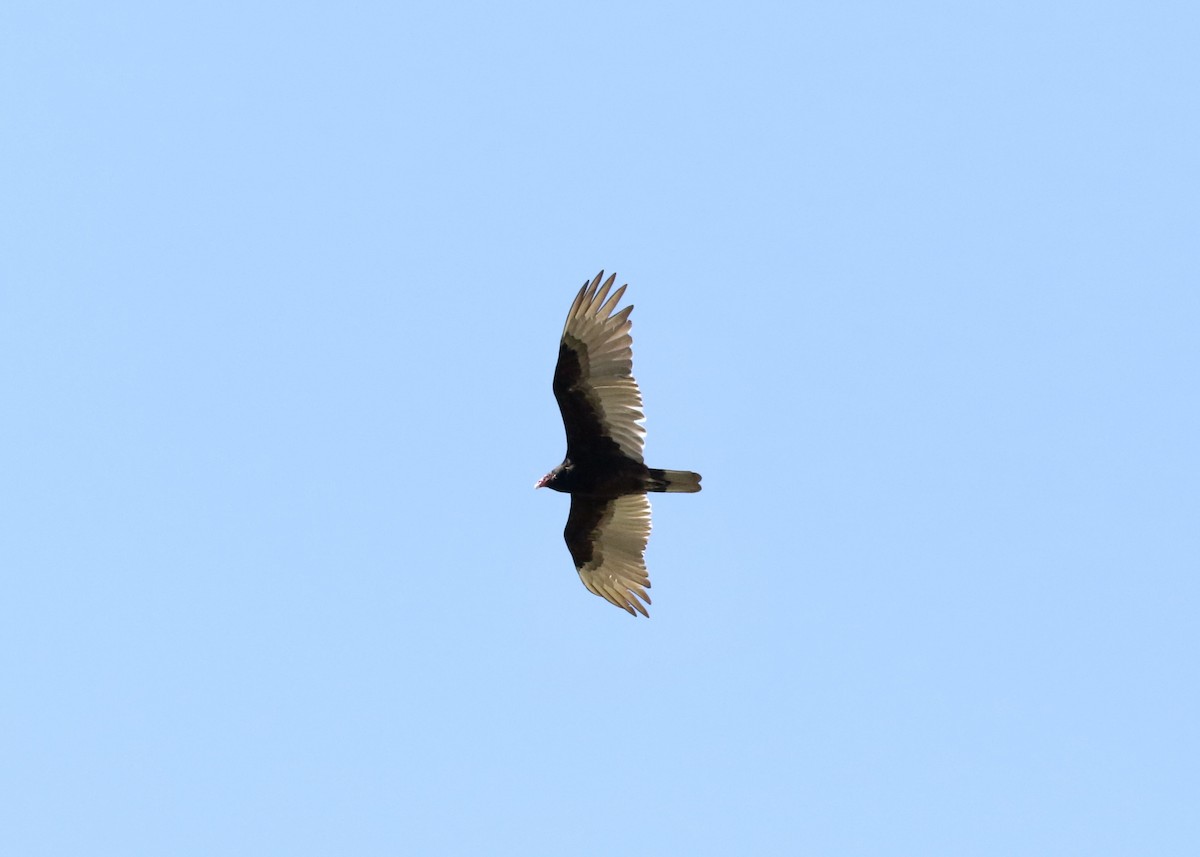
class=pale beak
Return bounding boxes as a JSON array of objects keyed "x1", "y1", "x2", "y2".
[{"x1": 534, "y1": 475, "x2": 549, "y2": 489}]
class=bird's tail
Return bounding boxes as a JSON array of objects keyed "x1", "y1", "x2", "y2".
[{"x1": 647, "y1": 468, "x2": 702, "y2": 493}]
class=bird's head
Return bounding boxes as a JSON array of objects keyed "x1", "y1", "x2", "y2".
[{"x1": 534, "y1": 462, "x2": 571, "y2": 490}]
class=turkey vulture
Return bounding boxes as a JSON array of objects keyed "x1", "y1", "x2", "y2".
[{"x1": 536, "y1": 271, "x2": 702, "y2": 616}]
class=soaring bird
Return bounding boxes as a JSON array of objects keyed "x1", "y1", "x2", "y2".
[{"x1": 536, "y1": 271, "x2": 701, "y2": 616}]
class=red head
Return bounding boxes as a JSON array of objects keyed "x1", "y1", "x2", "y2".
[{"x1": 534, "y1": 462, "x2": 571, "y2": 490}]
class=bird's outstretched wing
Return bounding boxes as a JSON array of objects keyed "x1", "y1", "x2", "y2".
[
  {"x1": 552, "y1": 271, "x2": 645, "y2": 463},
  {"x1": 565, "y1": 493, "x2": 653, "y2": 617}
]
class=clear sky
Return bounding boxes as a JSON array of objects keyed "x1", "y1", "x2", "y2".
[{"x1": 2, "y1": 2, "x2": 1197, "y2": 855}]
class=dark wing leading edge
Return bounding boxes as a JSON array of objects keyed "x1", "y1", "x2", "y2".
[
  {"x1": 565, "y1": 493, "x2": 653, "y2": 617},
  {"x1": 552, "y1": 271, "x2": 645, "y2": 463}
]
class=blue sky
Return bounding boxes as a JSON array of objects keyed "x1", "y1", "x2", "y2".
[{"x1": 2, "y1": 2, "x2": 1197, "y2": 854}]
